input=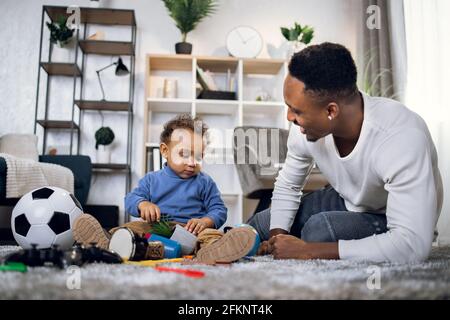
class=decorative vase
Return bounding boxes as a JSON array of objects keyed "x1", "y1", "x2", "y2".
[
  {"x1": 286, "y1": 41, "x2": 306, "y2": 59},
  {"x1": 51, "y1": 37, "x2": 76, "y2": 62},
  {"x1": 175, "y1": 42, "x2": 192, "y2": 54},
  {"x1": 97, "y1": 145, "x2": 111, "y2": 163},
  {"x1": 163, "y1": 79, "x2": 178, "y2": 98}
]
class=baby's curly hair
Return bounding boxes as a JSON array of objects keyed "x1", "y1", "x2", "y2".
[
  {"x1": 160, "y1": 113, "x2": 209, "y2": 144},
  {"x1": 288, "y1": 42, "x2": 358, "y2": 104}
]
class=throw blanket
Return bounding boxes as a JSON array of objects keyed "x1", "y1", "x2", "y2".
[{"x1": 0, "y1": 153, "x2": 74, "y2": 198}]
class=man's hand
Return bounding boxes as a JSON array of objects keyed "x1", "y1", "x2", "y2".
[
  {"x1": 185, "y1": 217, "x2": 215, "y2": 235},
  {"x1": 257, "y1": 228, "x2": 289, "y2": 255},
  {"x1": 268, "y1": 235, "x2": 340, "y2": 260},
  {"x1": 268, "y1": 234, "x2": 312, "y2": 259},
  {"x1": 138, "y1": 201, "x2": 161, "y2": 223}
]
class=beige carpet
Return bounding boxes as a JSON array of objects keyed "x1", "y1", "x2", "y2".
[{"x1": 0, "y1": 245, "x2": 449, "y2": 299}]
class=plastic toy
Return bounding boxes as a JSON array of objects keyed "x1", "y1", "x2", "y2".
[
  {"x1": 234, "y1": 223, "x2": 261, "y2": 257},
  {"x1": 67, "y1": 243, "x2": 123, "y2": 265},
  {"x1": 124, "y1": 257, "x2": 184, "y2": 267},
  {"x1": 4, "y1": 244, "x2": 67, "y2": 268},
  {"x1": 170, "y1": 224, "x2": 198, "y2": 256},
  {"x1": 4, "y1": 243, "x2": 122, "y2": 268},
  {"x1": 154, "y1": 266, "x2": 205, "y2": 278},
  {"x1": 109, "y1": 227, "x2": 164, "y2": 261},
  {"x1": 146, "y1": 233, "x2": 182, "y2": 258},
  {"x1": 0, "y1": 262, "x2": 27, "y2": 273}
]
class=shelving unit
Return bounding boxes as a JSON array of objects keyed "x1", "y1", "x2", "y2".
[
  {"x1": 143, "y1": 54, "x2": 289, "y2": 226},
  {"x1": 34, "y1": 5, "x2": 136, "y2": 222}
]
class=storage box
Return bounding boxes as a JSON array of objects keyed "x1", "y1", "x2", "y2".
[{"x1": 197, "y1": 90, "x2": 237, "y2": 100}]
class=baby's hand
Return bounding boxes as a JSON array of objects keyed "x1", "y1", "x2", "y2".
[
  {"x1": 185, "y1": 217, "x2": 214, "y2": 235},
  {"x1": 138, "y1": 201, "x2": 161, "y2": 223}
]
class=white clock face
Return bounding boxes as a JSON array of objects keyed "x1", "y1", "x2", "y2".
[{"x1": 226, "y1": 26, "x2": 263, "y2": 58}]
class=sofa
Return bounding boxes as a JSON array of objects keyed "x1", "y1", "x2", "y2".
[{"x1": 0, "y1": 155, "x2": 92, "y2": 207}]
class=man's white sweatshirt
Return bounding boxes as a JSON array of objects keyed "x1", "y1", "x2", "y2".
[{"x1": 270, "y1": 93, "x2": 443, "y2": 263}]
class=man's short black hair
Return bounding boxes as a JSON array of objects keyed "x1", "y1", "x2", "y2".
[{"x1": 288, "y1": 42, "x2": 358, "y2": 103}]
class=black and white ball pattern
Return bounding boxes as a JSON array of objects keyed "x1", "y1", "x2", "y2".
[{"x1": 11, "y1": 186, "x2": 83, "y2": 249}]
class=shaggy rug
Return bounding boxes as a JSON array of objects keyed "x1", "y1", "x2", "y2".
[{"x1": 0, "y1": 245, "x2": 449, "y2": 300}]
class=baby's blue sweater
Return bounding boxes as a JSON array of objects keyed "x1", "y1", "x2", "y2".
[{"x1": 125, "y1": 164, "x2": 227, "y2": 228}]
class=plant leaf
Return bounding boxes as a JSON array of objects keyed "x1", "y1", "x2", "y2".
[
  {"x1": 289, "y1": 28, "x2": 299, "y2": 41},
  {"x1": 295, "y1": 22, "x2": 302, "y2": 35},
  {"x1": 162, "y1": 0, "x2": 217, "y2": 41},
  {"x1": 280, "y1": 27, "x2": 290, "y2": 40},
  {"x1": 300, "y1": 26, "x2": 314, "y2": 44}
]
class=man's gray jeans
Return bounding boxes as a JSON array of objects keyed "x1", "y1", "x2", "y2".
[{"x1": 247, "y1": 185, "x2": 388, "y2": 242}]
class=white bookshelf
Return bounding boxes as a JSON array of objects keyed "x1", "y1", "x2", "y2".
[{"x1": 143, "y1": 54, "x2": 289, "y2": 227}]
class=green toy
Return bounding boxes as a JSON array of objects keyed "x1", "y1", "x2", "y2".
[{"x1": 0, "y1": 262, "x2": 27, "y2": 273}]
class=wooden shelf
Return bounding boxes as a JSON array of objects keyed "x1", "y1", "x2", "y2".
[
  {"x1": 196, "y1": 100, "x2": 239, "y2": 115},
  {"x1": 147, "y1": 98, "x2": 192, "y2": 113},
  {"x1": 40, "y1": 62, "x2": 81, "y2": 76},
  {"x1": 243, "y1": 101, "x2": 285, "y2": 106},
  {"x1": 37, "y1": 120, "x2": 79, "y2": 130},
  {"x1": 243, "y1": 58, "x2": 286, "y2": 74},
  {"x1": 79, "y1": 40, "x2": 134, "y2": 56},
  {"x1": 243, "y1": 101, "x2": 285, "y2": 114},
  {"x1": 147, "y1": 55, "x2": 285, "y2": 74},
  {"x1": 197, "y1": 56, "x2": 239, "y2": 73},
  {"x1": 75, "y1": 100, "x2": 131, "y2": 112},
  {"x1": 92, "y1": 163, "x2": 130, "y2": 172},
  {"x1": 44, "y1": 6, "x2": 136, "y2": 26},
  {"x1": 148, "y1": 54, "x2": 193, "y2": 71},
  {"x1": 145, "y1": 142, "x2": 160, "y2": 148}
]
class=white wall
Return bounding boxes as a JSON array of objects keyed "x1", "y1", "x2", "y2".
[{"x1": 0, "y1": 0, "x2": 362, "y2": 223}]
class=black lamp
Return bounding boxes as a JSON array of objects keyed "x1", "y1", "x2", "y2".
[{"x1": 96, "y1": 57, "x2": 129, "y2": 100}]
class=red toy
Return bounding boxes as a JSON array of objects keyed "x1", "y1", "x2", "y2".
[{"x1": 154, "y1": 266, "x2": 205, "y2": 278}]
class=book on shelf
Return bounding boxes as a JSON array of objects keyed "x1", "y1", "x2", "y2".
[
  {"x1": 196, "y1": 66, "x2": 218, "y2": 91},
  {"x1": 196, "y1": 66, "x2": 236, "y2": 100},
  {"x1": 146, "y1": 144, "x2": 165, "y2": 172}
]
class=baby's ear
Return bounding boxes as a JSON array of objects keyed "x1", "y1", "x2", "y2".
[{"x1": 160, "y1": 143, "x2": 169, "y2": 159}]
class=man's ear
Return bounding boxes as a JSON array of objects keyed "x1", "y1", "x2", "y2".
[
  {"x1": 160, "y1": 143, "x2": 169, "y2": 159},
  {"x1": 326, "y1": 102, "x2": 340, "y2": 120}
]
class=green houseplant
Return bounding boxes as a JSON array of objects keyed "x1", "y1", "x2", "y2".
[
  {"x1": 162, "y1": 0, "x2": 217, "y2": 54},
  {"x1": 46, "y1": 15, "x2": 75, "y2": 48},
  {"x1": 95, "y1": 127, "x2": 115, "y2": 163},
  {"x1": 281, "y1": 22, "x2": 314, "y2": 58}
]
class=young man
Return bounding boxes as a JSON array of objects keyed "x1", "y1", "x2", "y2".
[{"x1": 248, "y1": 42, "x2": 443, "y2": 263}]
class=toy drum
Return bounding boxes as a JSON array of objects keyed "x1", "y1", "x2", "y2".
[{"x1": 109, "y1": 227, "x2": 149, "y2": 261}]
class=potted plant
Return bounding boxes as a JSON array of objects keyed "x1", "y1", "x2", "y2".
[
  {"x1": 162, "y1": 0, "x2": 217, "y2": 54},
  {"x1": 46, "y1": 15, "x2": 75, "y2": 48},
  {"x1": 281, "y1": 22, "x2": 314, "y2": 58},
  {"x1": 46, "y1": 15, "x2": 76, "y2": 62},
  {"x1": 95, "y1": 127, "x2": 115, "y2": 163}
]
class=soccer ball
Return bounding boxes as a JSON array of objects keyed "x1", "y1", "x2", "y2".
[{"x1": 11, "y1": 186, "x2": 83, "y2": 250}]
